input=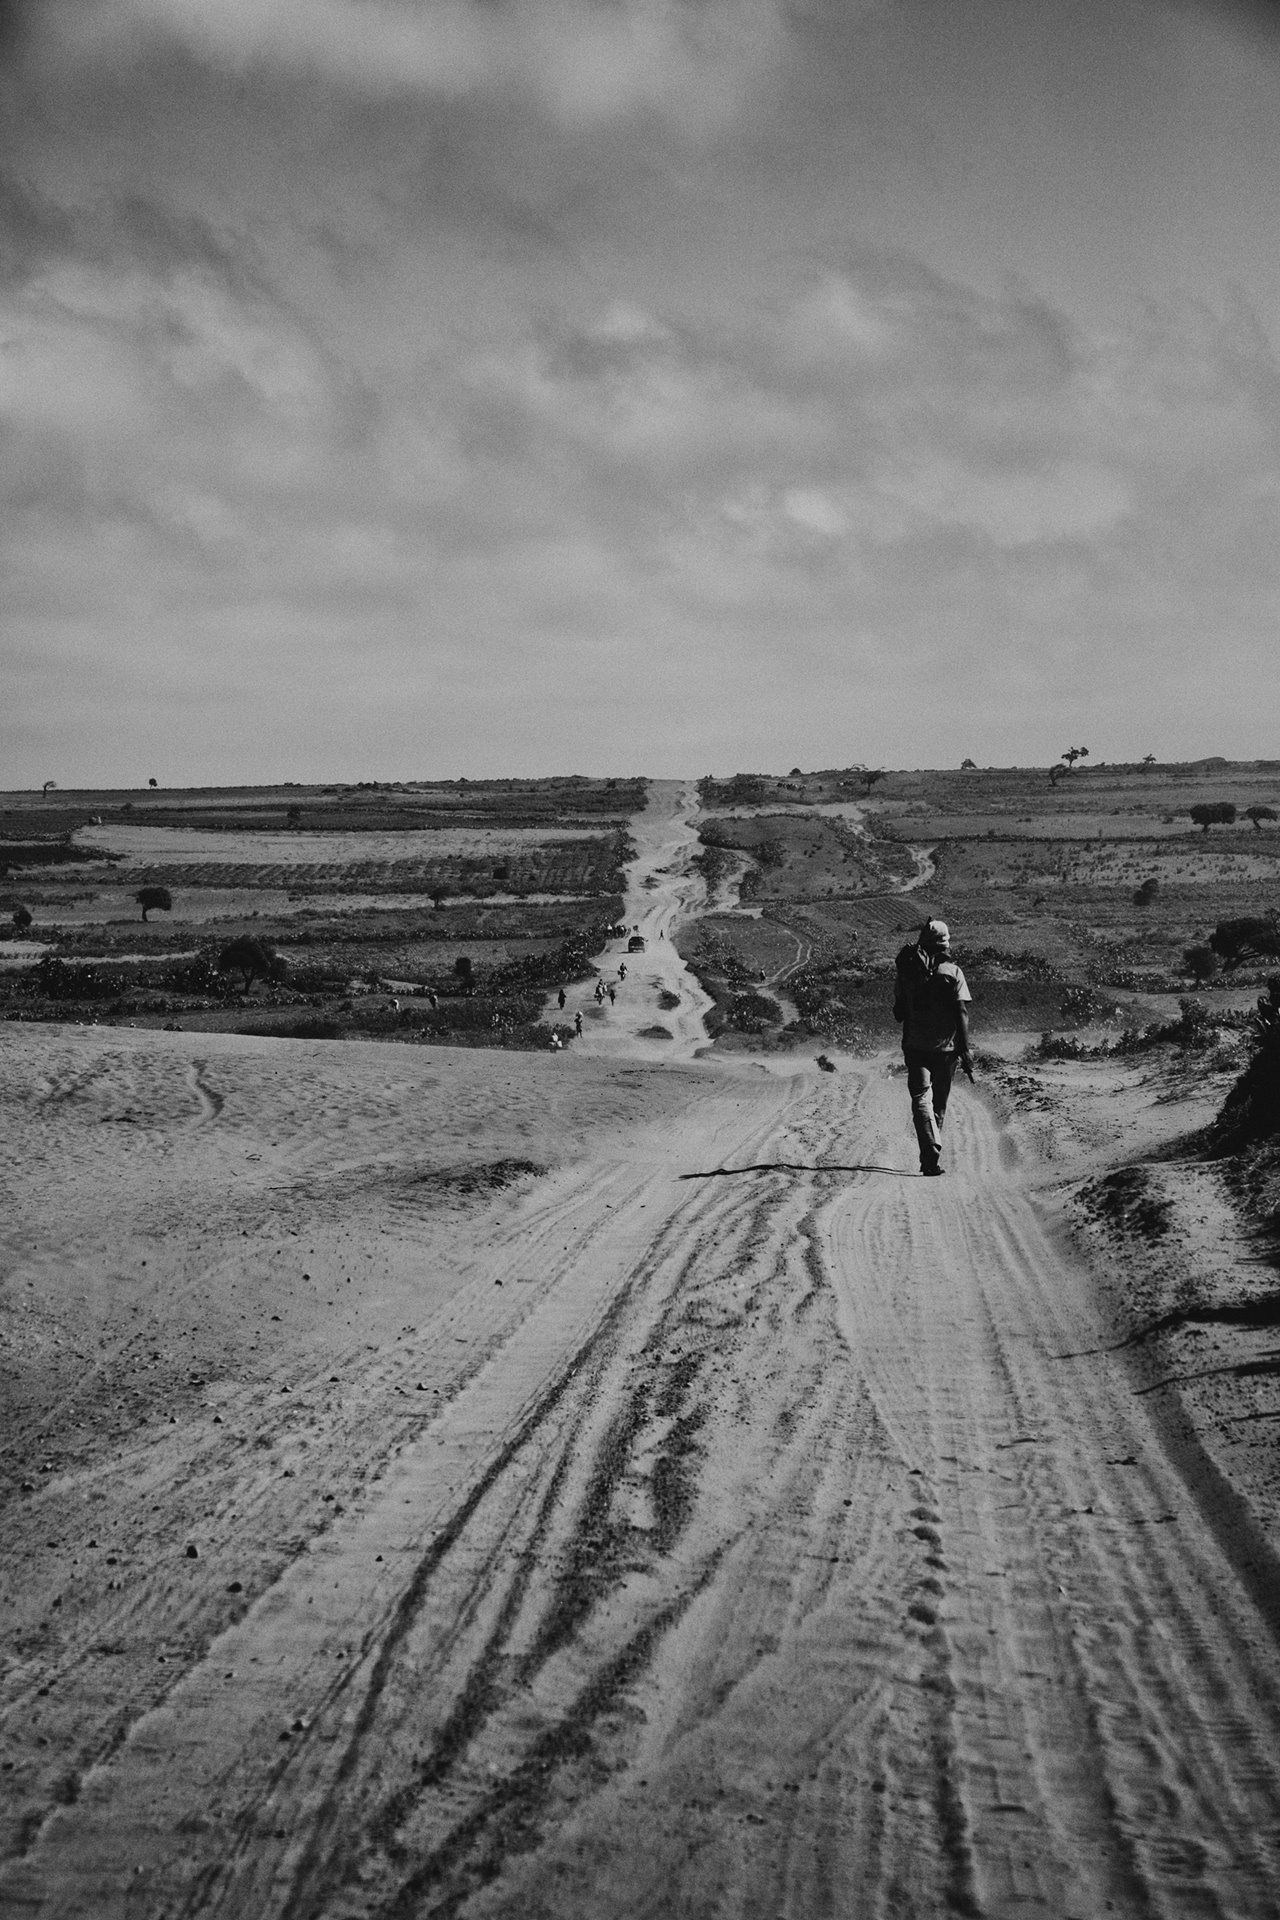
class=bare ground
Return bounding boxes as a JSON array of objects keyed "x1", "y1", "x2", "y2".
[{"x1": 3, "y1": 787, "x2": 1280, "y2": 1918}]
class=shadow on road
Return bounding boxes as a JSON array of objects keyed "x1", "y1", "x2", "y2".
[{"x1": 679, "y1": 1161, "x2": 915, "y2": 1180}]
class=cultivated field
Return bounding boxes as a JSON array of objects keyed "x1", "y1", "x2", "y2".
[
  {"x1": 0, "y1": 779, "x2": 641, "y2": 1047},
  {"x1": 681, "y1": 758, "x2": 1280, "y2": 1047}
]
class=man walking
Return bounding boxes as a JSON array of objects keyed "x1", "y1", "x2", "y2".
[{"x1": 893, "y1": 918, "x2": 973, "y2": 1176}]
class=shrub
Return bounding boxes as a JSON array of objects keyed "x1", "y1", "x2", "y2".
[
  {"x1": 726, "y1": 991, "x2": 783, "y2": 1032},
  {"x1": 12, "y1": 904, "x2": 32, "y2": 931},
  {"x1": 1245, "y1": 804, "x2": 1278, "y2": 830},
  {"x1": 217, "y1": 936, "x2": 286, "y2": 991},
  {"x1": 1114, "y1": 997, "x2": 1218, "y2": 1053},
  {"x1": 1183, "y1": 944, "x2": 1220, "y2": 983},
  {"x1": 1133, "y1": 877, "x2": 1159, "y2": 907},
  {"x1": 1033, "y1": 1032, "x2": 1093, "y2": 1061},
  {"x1": 1060, "y1": 985, "x2": 1114, "y2": 1025},
  {"x1": 30, "y1": 956, "x2": 124, "y2": 1001},
  {"x1": 1189, "y1": 801, "x2": 1237, "y2": 832}
]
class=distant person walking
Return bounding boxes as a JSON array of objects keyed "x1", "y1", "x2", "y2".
[
  {"x1": 574, "y1": 1010, "x2": 583, "y2": 1037},
  {"x1": 893, "y1": 918, "x2": 973, "y2": 1177},
  {"x1": 557, "y1": 986, "x2": 566, "y2": 1011}
]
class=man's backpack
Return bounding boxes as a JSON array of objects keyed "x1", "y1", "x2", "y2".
[{"x1": 893, "y1": 942, "x2": 926, "y2": 1023}]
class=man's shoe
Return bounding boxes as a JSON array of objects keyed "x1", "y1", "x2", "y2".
[{"x1": 921, "y1": 1165, "x2": 945, "y2": 1177}]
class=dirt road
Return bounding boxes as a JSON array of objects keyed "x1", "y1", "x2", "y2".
[
  {"x1": 4, "y1": 1043, "x2": 1280, "y2": 1917},
  {"x1": 554, "y1": 779, "x2": 716, "y2": 1062},
  {"x1": 5, "y1": 785, "x2": 1280, "y2": 1918}
]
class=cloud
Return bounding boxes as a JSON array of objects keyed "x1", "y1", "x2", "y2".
[{"x1": 32, "y1": 0, "x2": 786, "y2": 127}]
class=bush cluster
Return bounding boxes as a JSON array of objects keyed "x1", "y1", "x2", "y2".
[
  {"x1": 725, "y1": 991, "x2": 783, "y2": 1033},
  {"x1": 1033, "y1": 997, "x2": 1223, "y2": 1062},
  {"x1": 1213, "y1": 977, "x2": 1280, "y2": 1146}
]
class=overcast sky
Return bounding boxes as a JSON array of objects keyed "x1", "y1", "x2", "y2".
[{"x1": 3, "y1": 0, "x2": 1280, "y2": 786}]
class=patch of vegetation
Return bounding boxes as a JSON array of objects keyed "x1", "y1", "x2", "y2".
[
  {"x1": 1211, "y1": 978, "x2": 1280, "y2": 1150},
  {"x1": 725, "y1": 991, "x2": 783, "y2": 1033},
  {"x1": 690, "y1": 842, "x2": 739, "y2": 893},
  {"x1": 1208, "y1": 915, "x2": 1280, "y2": 968},
  {"x1": 1032, "y1": 996, "x2": 1227, "y2": 1062},
  {"x1": 1078, "y1": 1165, "x2": 1173, "y2": 1239},
  {"x1": 0, "y1": 841, "x2": 118, "y2": 871}
]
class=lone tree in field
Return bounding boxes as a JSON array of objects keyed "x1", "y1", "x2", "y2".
[
  {"x1": 135, "y1": 885, "x2": 172, "y2": 922},
  {"x1": 1244, "y1": 804, "x2": 1278, "y2": 831},
  {"x1": 1141, "y1": 753, "x2": 1157, "y2": 771},
  {"x1": 960, "y1": 757, "x2": 977, "y2": 770},
  {"x1": 1133, "y1": 877, "x2": 1160, "y2": 907},
  {"x1": 12, "y1": 904, "x2": 32, "y2": 931},
  {"x1": 148, "y1": 777, "x2": 158, "y2": 788},
  {"x1": 1060, "y1": 746, "x2": 1090, "y2": 771},
  {"x1": 217, "y1": 936, "x2": 286, "y2": 992},
  {"x1": 1189, "y1": 801, "x2": 1237, "y2": 832},
  {"x1": 861, "y1": 768, "x2": 887, "y2": 795},
  {"x1": 41, "y1": 780, "x2": 56, "y2": 794},
  {"x1": 1208, "y1": 916, "x2": 1280, "y2": 968}
]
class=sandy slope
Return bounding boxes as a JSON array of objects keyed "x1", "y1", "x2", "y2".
[{"x1": 4, "y1": 801, "x2": 1280, "y2": 1918}]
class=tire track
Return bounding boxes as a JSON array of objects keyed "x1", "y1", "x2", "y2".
[
  {"x1": 272, "y1": 1151, "x2": 831, "y2": 1918},
  {"x1": 14, "y1": 1055, "x2": 1280, "y2": 1919},
  {"x1": 185, "y1": 1059, "x2": 224, "y2": 1124},
  {"x1": 0, "y1": 1078, "x2": 805, "y2": 1919},
  {"x1": 826, "y1": 1075, "x2": 1280, "y2": 1919}
]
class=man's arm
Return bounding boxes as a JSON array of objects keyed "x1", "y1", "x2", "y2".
[{"x1": 951, "y1": 979, "x2": 974, "y2": 1078}]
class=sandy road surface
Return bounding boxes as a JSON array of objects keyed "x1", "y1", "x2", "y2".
[{"x1": 5, "y1": 1049, "x2": 1280, "y2": 1916}]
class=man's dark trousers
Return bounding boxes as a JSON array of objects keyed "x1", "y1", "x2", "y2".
[{"x1": 905, "y1": 1048, "x2": 957, "y2": 1173}]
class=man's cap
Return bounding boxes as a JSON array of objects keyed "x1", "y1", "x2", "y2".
[{"x1": 920, "y1": 918, "x2": 950, "y2": 948}]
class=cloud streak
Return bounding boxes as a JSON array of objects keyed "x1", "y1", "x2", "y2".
[{"x1": 34, "y1": 0, "x2": 787, "y2": 126}]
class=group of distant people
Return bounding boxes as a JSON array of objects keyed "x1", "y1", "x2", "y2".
[{"x1": 550, "y1": 956, "x2": 631, "y2": 1048}]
